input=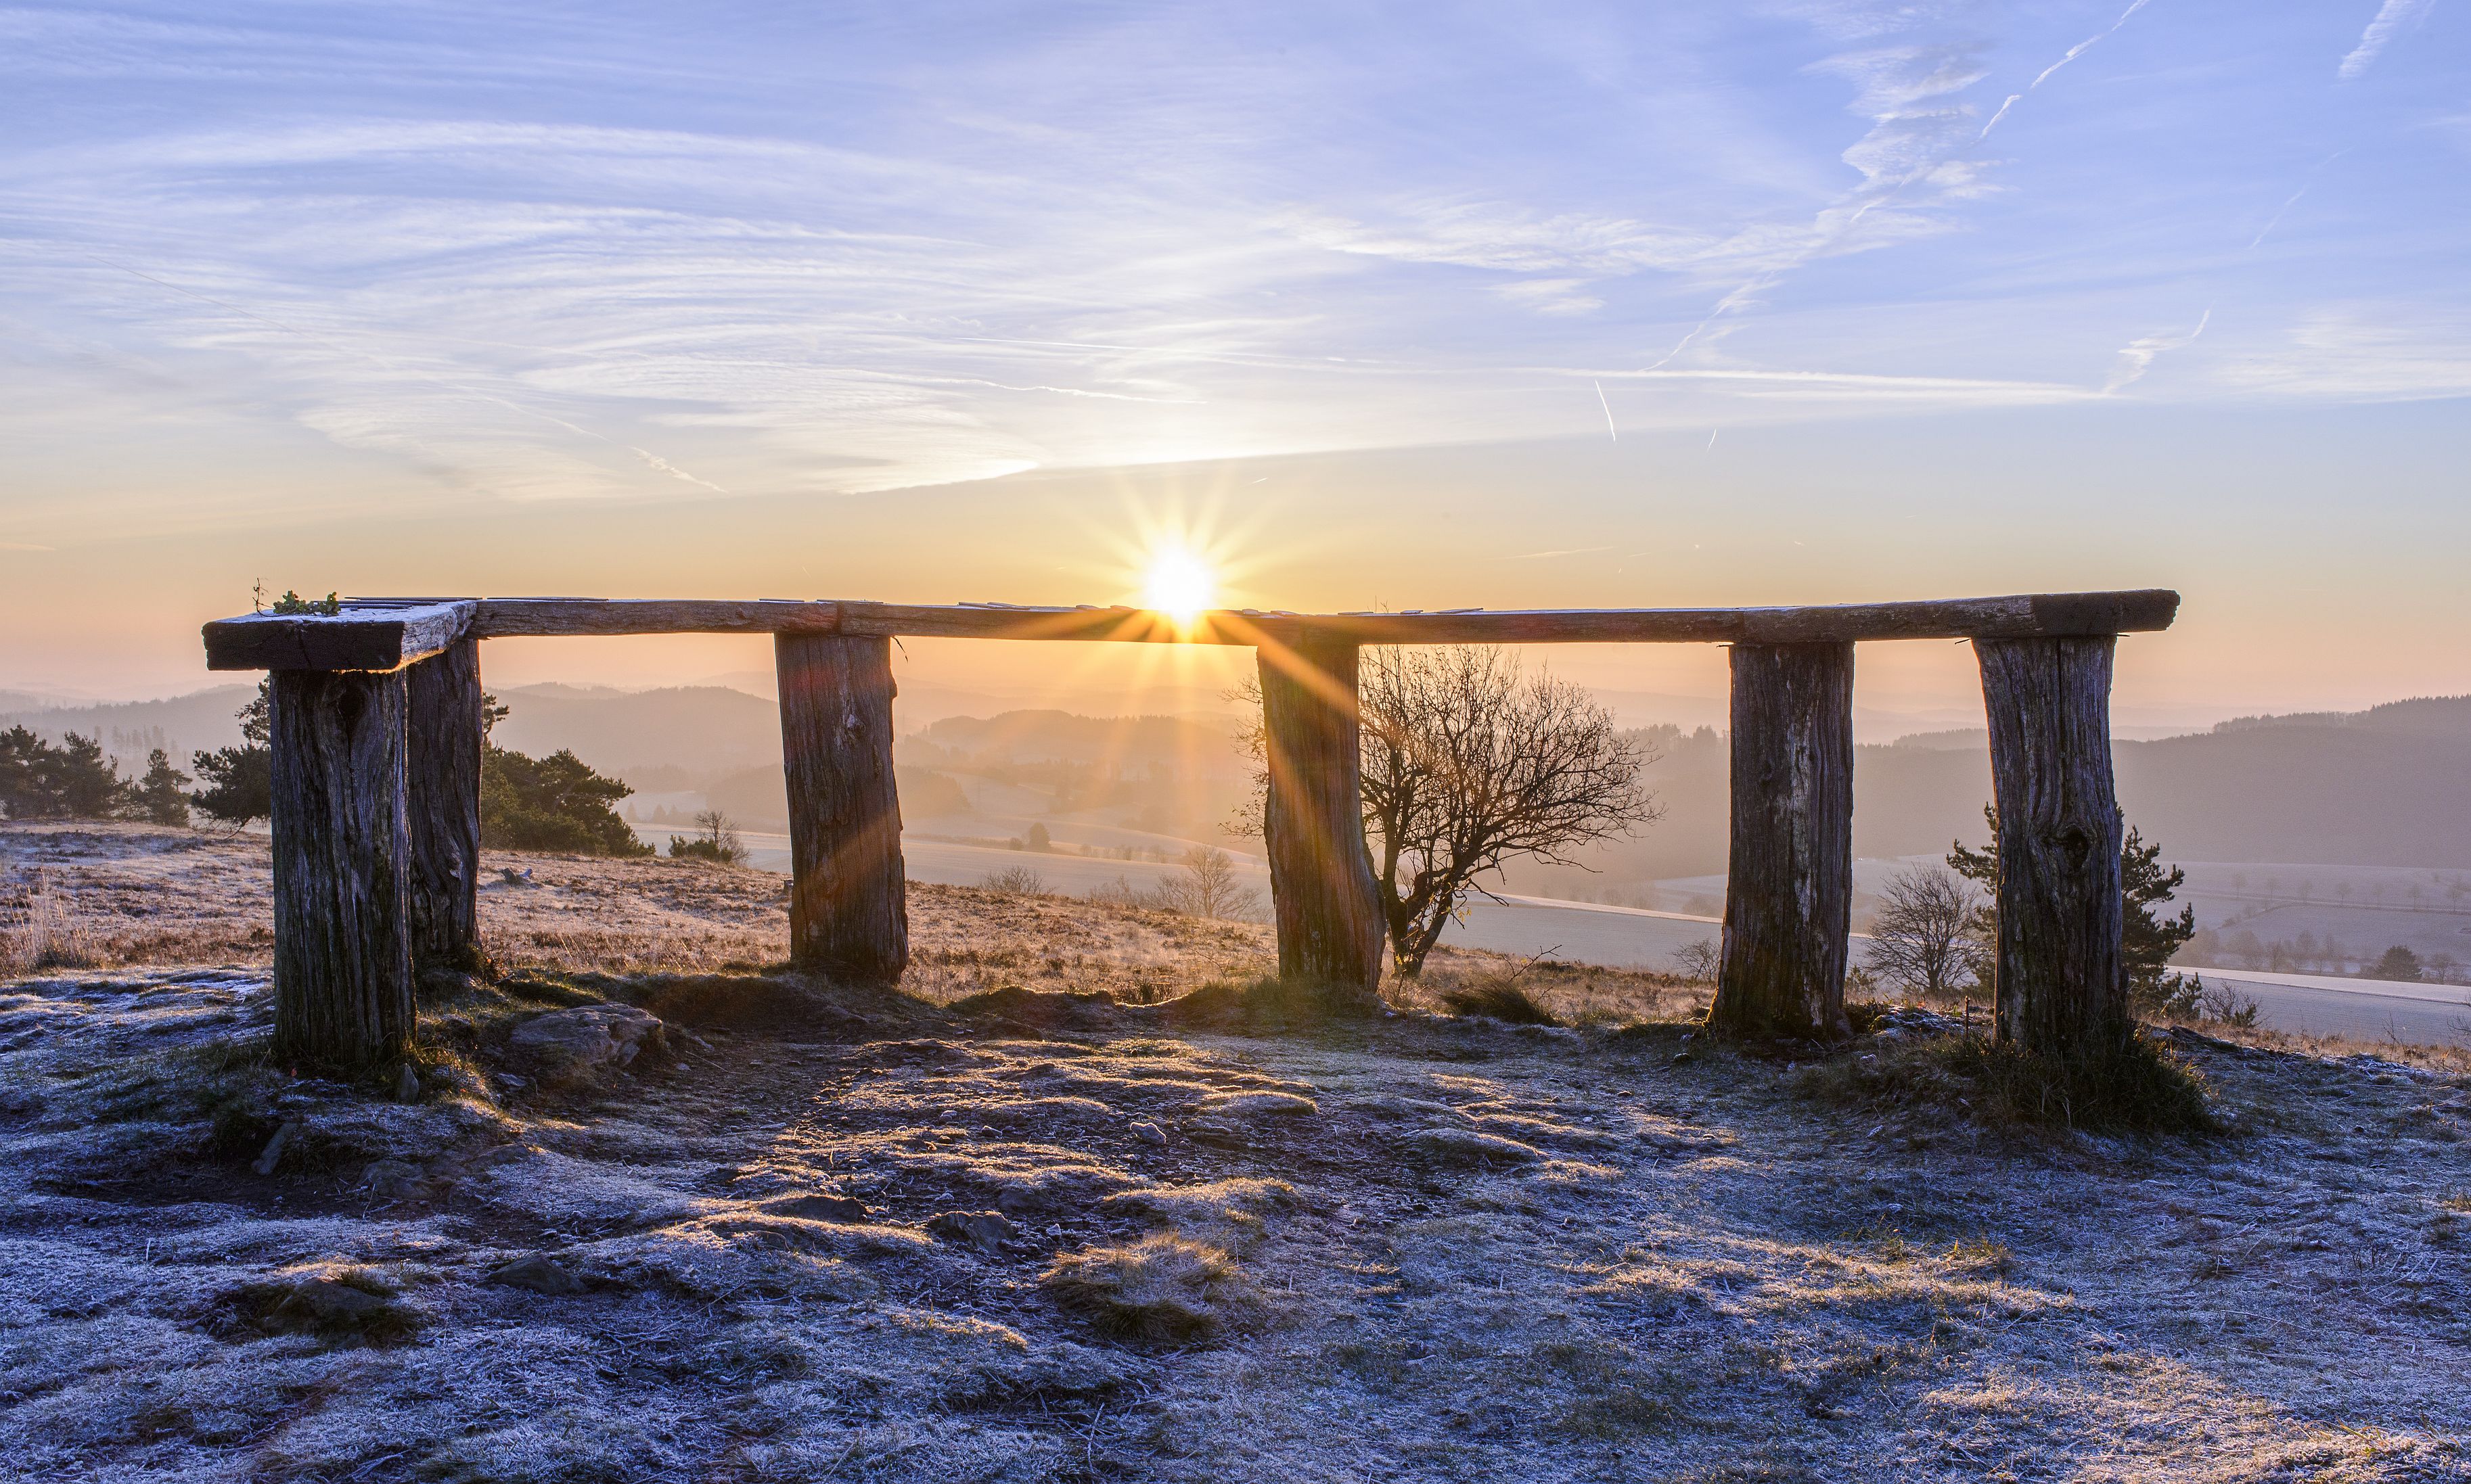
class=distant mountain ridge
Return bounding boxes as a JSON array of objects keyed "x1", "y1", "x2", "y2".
[
  {"x1": 2205, "y1": 695, "x2": 2471, "y2": 739},
  {"x1": 10, "y1": 682, "x2": 2468, "y2": 870}
]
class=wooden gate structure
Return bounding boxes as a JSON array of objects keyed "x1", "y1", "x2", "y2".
[{"x1": 202, "y1": 589, "x2": 2177, "y2": 1069}]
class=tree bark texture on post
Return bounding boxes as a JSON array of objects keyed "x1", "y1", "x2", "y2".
[
  {"x1": 1257, "y1": 631, "x2": 1386, "y2": 996},
  {"x1": 776, "y1": 632, "x2": 908, "y2": 983},
  {"x1": 404, "y1": 636, "x2": 483, "y2": 975},
  {"x1": 1708, "y1": 642, "x2": 1855, "y2": 1040},
  {"x1": 269, "y1": 668, "x2": 416, "y2": 1070},
  {"x1": 1975, "y1": 636, "x2": 2129, "y2": 1057}
]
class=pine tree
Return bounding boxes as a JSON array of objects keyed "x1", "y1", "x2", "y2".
[
  {"x1": 131, "y1": 749, "x2": 193, "y2": 826},
  {"x1": 480, "y1": 745, "x2": 650, "y2": 856},
  {"x1": 191, "y1": 680, "x2": 273, "y2": 825},
  {"x1": 1949, "y1": 806, "x2": 2199, "y2": 1015}
]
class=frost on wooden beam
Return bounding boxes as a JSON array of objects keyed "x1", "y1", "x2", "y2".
[
  {"x1": 204, "y1": 601, "x2": 478, "y2": 673},
  {"x1": 202, "y1": 590, "x2": 2179, "y2": 664}
]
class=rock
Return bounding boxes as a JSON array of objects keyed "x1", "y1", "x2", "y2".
[
  {"x1": 759, "y1": 1192, "x2": 869, "y2": 1223},
  {"x1": 510, "y1": 1004, "x2": 666, "y2": 1079},
  {"x1": 1408, "y1": 1127, "x2": 1544, "y2": 1165},
  {"x1": 489, "y1": 1254, "x2": 585, "y2": 1296},
  {"x1": 251, "y1": 1120, "x2": 300, "y2": 1176},
  {"x1": 394, "y1": 1063, "x2": 422, "y2": 1103},
  {"x1": 288, "y1": 1278, "x2": 388, "y2": 1322},
  {"x1": 361, "y1": 1158, "x2": 428, "y2": 1200},
  {"x1": 928, "y1": 1210, "x2": 1019, "y2": 1253},
  {"x1": 1130, "y1": 1119, "x2": 1168, "y2": 1147}
]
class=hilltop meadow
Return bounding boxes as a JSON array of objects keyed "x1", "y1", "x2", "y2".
[{"x1": 2, "y1": 821, "x2": 2468, "y2": 1481}]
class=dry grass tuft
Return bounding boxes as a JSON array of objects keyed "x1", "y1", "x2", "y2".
[
  {"x1": 1098, "y1": 1179, "x2": 1298, "y2": 1251},
  {"x1": 1798, "y1": 1028, "x2": 2217, "y2": 1135},
  {"x1": 1406, "y1": 950, "x2": 1700, "y2": 1027},
  {"x1": 1165, "y1": 974, "x2": 1381, "y2": 1028},
  {"x1": 1438, "y1": 975, "x2": 1562, "y2": 1025},
  {"x1": 1041, "y1": 1234, "x2": 1259, "y2": 1343}
]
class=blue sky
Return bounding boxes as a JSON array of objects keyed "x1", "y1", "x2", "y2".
[{"x1": 1, "y1": 2, "x2": 2464, "y2": 714}]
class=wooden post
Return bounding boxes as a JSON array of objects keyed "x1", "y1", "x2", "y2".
[
  {"x1": 269, "y1": 668, "x2": 416, "y2": 1070},
  {"x1": 1708, "y1": 642, "x2": 1854, "y2": 1040},
  {"x1": 1257, "y1": 631, "x2": 1385, "y2": 996},
  {"x1": 404, "y1": 637, "x2": 483, "y2": 975},
  {"x1": 777, "y1": 633, "x2": 907, "y2": 983},
  {"x1": 1975, "y1": 636, "x2": 2129, "y2": 1057}
]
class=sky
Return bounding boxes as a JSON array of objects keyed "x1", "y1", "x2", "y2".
[{"x1": 1, "y1": 1, "x2": 2464, "y2": 729}]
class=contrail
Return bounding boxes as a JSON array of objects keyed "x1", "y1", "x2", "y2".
[
  {"x1": 1593, "y1": 379, "x2": 1617, "y2": 440},
  {"x1": 2342, "y1": 0, "x2": 2434, "y2": 80}
]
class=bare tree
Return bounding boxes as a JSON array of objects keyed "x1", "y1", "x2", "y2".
[
  {"x1": 1864, "y1": 866, "x2": 1978, "y2": 1000},
  {"x1": 1236, "y1": 646, "x2": 1660, "y2": 978},
  {"x1": 1152, "y1": 845, "x2": 1262, "y2": 920}
]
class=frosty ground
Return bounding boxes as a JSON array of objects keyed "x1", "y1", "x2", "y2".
[{"x1": 3, "y1": 825, "x2": 2469, "y2": 1481}]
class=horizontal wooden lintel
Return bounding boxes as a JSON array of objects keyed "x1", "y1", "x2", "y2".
[{"x1": 200, "y1": 590, "x2": 2179, "y2": 667}]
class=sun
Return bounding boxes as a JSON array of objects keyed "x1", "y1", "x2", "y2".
[{"x1": 1140, "y1": 547, "x2": 1216, "y2": 624}]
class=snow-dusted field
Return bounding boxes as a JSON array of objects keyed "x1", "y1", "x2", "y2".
[{"x1": 3, "y1": 824, "x2": 2470, "y2": 1480}]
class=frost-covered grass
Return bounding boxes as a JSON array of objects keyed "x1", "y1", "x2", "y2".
[{"x1": 3, "y1": 827, "x2": 2470, "y2": 1479}]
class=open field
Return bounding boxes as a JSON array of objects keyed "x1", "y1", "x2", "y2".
[
  {"x1": 3, "y1": 826, "x2": 2470, "y2": 1479},
  {"x1": 7, "y1": 821, "x2": 2455, "y2": 1046}
]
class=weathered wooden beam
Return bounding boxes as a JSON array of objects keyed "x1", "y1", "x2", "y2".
[
  {"x1": 776, "y1": 633, "x2": 908, "y2": 983},
  {"x1": 1257, "y1": 630, "x2": 1386, "y2": 996},
  {"x1": 269, "y1": 668, "x2": 416, "y2": 1070},
  {"x1": 405, "y1": 638, "x2": 484, "y2": 976},
  {"x1": 469, "y1": 598, "x2": 840, "y2": 639},
  {"x1": 1270, "y1": 591, "x2": 2180, "y2": 647},
  {"x1": 212, "y1": 590, "x2": 2178, "y2": 652},
  {"x1": 205, "y1": 601, "x2": 476, "y2": 672},
  {"x1": 1707, "y1": 643, "x2": 1855, "y2": 1040},
  {"x1": 1976, "y1": 636, "x2": 2129, "y2": 1057}
]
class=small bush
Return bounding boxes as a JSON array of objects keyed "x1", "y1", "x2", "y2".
[
  {"x1": 981, "y1": 866, "x2": 1048, "y2": 897},
  {"x1": 1798, "y1": 1029, "x2": 2215, "y2": 1135},
  {"x1": 668, "y1": 809, "x2": 746, "y2": 865}
]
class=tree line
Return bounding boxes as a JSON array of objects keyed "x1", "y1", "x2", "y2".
[
  {"x1": 2, "y1": 682, "x2": 650, "y2": 858},
  {"x1": 0, "y1": 728, "x2": 194, "y2": 825}
]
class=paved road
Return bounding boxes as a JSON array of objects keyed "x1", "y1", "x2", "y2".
[
  {"x1": 635, "y1": 825, "x2": 2463, "y2": 1046},
  {"x1": 2174, "y1": 967, "x2": 2470, "y2": 1046}
]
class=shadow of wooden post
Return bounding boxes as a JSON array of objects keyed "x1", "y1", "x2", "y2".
[
  {"x1": 1257, "y1": 628, "x2": 1386, "y2": 998},
  {"x1": 269, "y1": 668, "x2": 415, "y2": 1069},
  {"x1": 1708, "y1": 641, "x2": 1855, "y2": 1040},
  {"x1": 777, "y1": 632, "x2": 908, "y2": 983},
  {"x1": 1976, "y1": 635, "x2": 2128, "y2": 1055},
  {"x1": 405, "y1": 636, "x2": 483, "y2": 977}
]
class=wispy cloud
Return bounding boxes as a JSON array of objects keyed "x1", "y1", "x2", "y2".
[
  {"x1": 0, "y1": 0, "x2": 2457, "y2": 534},
  {"x1": 2217, "y1": 310, "x2": 2471, "y2": 400},
  {"x1": 2106, "y1": 310, "x2": 2211, "y2": 392},
  {"x1": 2340, "y1": 0, "x2": 2436, "y2": 80}
]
